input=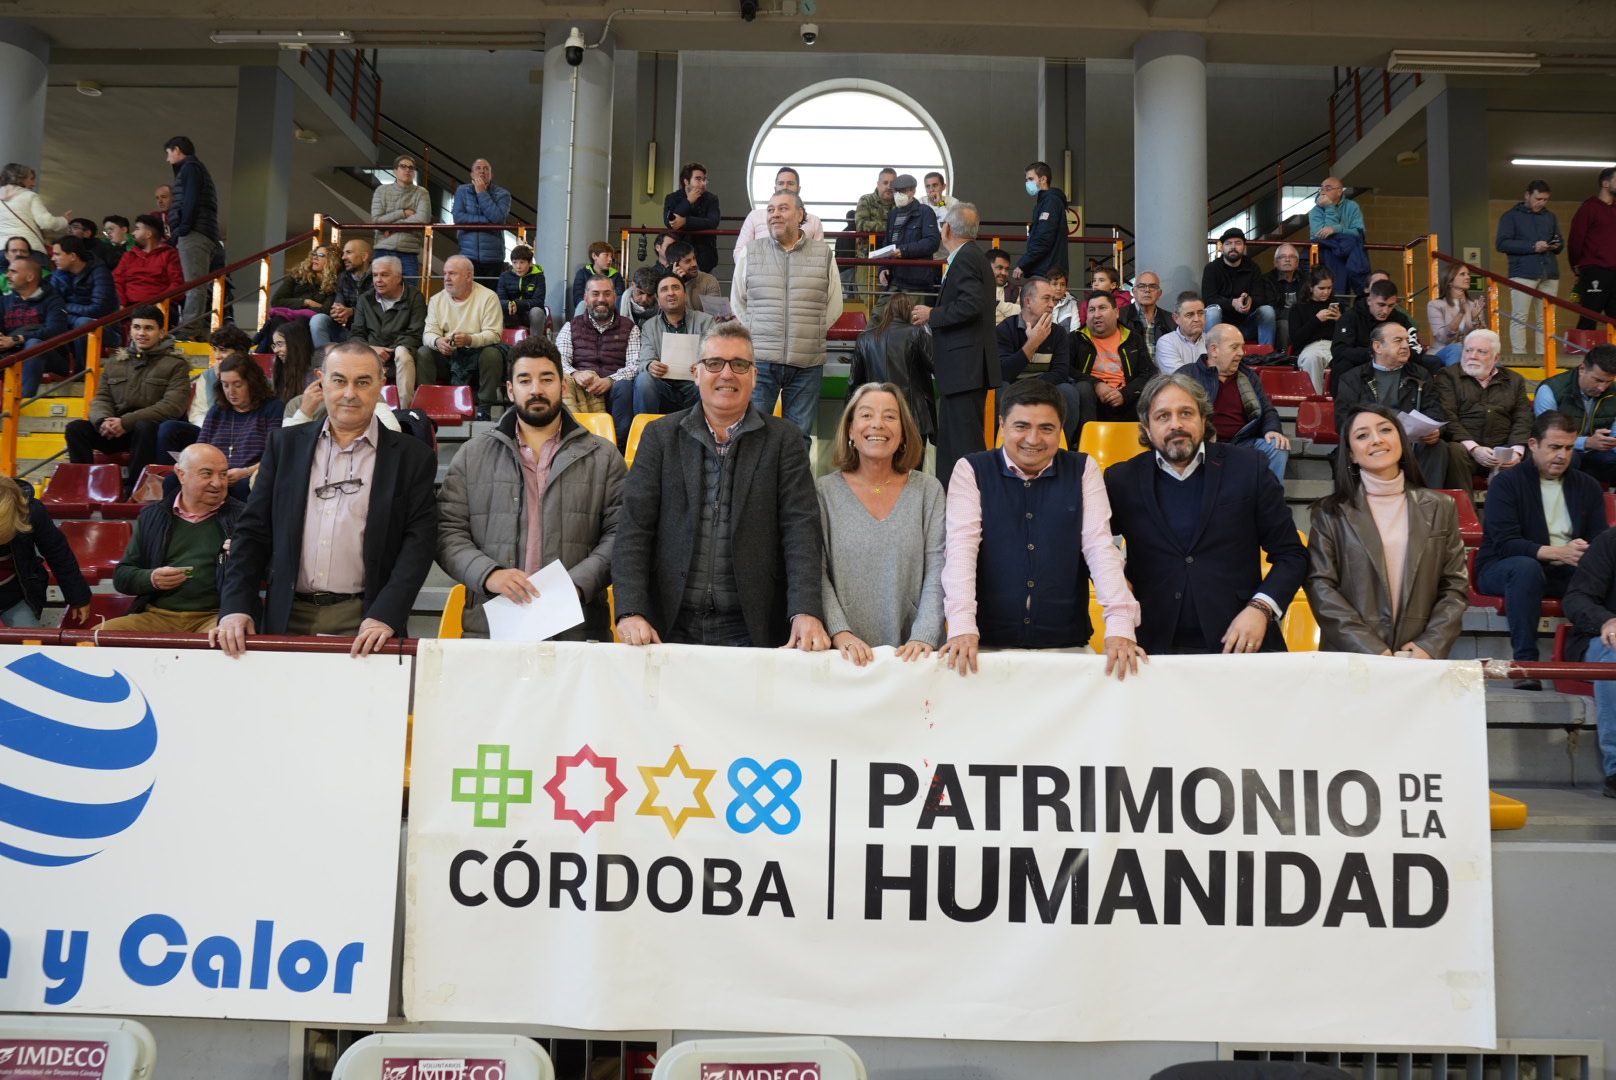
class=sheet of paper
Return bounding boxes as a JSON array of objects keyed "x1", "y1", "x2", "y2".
[
  {"x1": 1396, "y1": 410, "x2": 1447, "y2": 441},
  {"x1": 700, "y1": 297, "x2": 733, "y2": 320},
  {"x1": 659, "y1": 333, "x2": 700, "y2": 381},
  {"x1": 481, "y1": 560, "x2": 585, "y2": 643},
  {"x1": 869, "y1": 243, "x2": 899, "y2": 258},
  {"x1": 1491, "y1": 446, "x2": 1519, "y2": 467}
]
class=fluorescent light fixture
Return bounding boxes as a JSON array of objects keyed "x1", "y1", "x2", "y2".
[
  {"x1": 1511, "y1": 157, "x2": 1616, "y2": 169},
  {"x1": 208, "y1": 29, "x2": 354, "y2": 46},
  {"x1": 1386, "y1": 49, "x2": 1539, "y2": 75}
]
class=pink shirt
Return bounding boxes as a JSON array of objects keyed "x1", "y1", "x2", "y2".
[
  {"x1": 517, "y1": 431, "x2": 563, "y2": 574},
  {"x1": 942, "y1": 450, "x2": 1139, "y2": 641},
  {"x1": 296, "y1": 414, "x2": 379, "y2": 594}
]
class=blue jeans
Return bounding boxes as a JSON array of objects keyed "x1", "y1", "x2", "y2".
[
  {"x1": 387, "y1": 252, "x2": 420, "y2": 281},
  {"x1": 1239, "y1": 435, "x2": 1289, "y2": 484},
  {"x1": 309, "y1": 313, "x2": 350, "y2": 348},
  {"x1": 1434, "y1": 342, "x2": 1464, "y2": 366},
  {"x1": 1475, "y1": 556, "x2": 1570, "y2": 661},
  {"x1": 751, "y1": 362, "x2": 822, "y2": 445},
  {"x1": 1586, "y1": 638, "x2": 1616, "y2": 777},
  {"x1": 19, "y1": 340, "x2": 68, "y2": 398},
  {"x1": 634, "y1": 367, "x2": 699, "y2": 414},
  {"x1": 1206, "y1": 303, "x2": 1276, "y2": 347},
  {"x1": 1573, "y1": 447, "x2": 1616, "y2": 486},
  {"x1": 1, "y1": 598, "x2": 39, "y2": 628}
]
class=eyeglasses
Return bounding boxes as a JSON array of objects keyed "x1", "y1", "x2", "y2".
[
  {"x1": 1135, "y1": 283, "x2": 1162, "y2": 290},
  {"x1": 314, "y1": 477, "x2": 365, "y2": 500},
  {"x1": 697, "y1": 357, "x2": 755, "y2": 374},
  {"x1": 396, "y1": 163, "x2": 416, "y2": 171}
]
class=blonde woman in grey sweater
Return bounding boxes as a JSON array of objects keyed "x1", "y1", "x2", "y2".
[{"x1": 818, "y1": 383, "x2": 947, "y2": 665}]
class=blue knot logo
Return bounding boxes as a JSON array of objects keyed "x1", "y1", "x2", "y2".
[
  {"x1": 726, "y1": 757, "x2": 802, "y2": 835},
  {"x1": 0, "y1": 653, "x2": 159, "y2": 866}
]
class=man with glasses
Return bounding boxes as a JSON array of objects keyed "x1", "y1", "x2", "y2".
[
  {"x1": 613, "y1": 321, "x2": 828, "y2": 651},
  {"x1": 1120, "y1": 271, "x2": 1174, "y2": 362},
  {"x1": 212, "y1": 341, "x2": 437, "y2": 657},
  {"x1": 371, "y1": 154, "x2": 432, "y2": 282}
]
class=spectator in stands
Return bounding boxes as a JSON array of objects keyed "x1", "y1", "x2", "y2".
[
  {"x1": 1534, "y1": 343, "x2": 1616, "y2": 485},
  {"x1": 100, "y1": 215, "x2": 132, "y2": 270},
  {"x1": 1263, "y1": 244, "x2": 1306, "y2": 353},
  {"x1": 162, "y1": 136, "x2": 221, "y2": 338},
  {"x1": 1496, "y1": 179, "x2": 1562, "y2": 355},
  {"x1": 48, "y1": 234, "x2": 117, "y2": 362},
  {"x1": 1121, "y1": 271, "x2": 1174, "y2": 363},
  {"x1": 438, "y1": 335, "x2": 625, "y2": 640},
  {"x1": 0, "y1": 254, "x2": 69, "y2": 396},
  {"x1": 1202, "y1": 228, "x2": 1275, "y2": 347},
  {"x1": 1435, "y1": 328, "x2": 1533, "y2": 493},
  {"x1": 667, "y1": 241, "x2": 723, "y2": 314},
  {"x1": 1013, "y1": 160, "x2": 1069, "y2": 282},
  {"x1": 851, "y1": 291, "x2": 934, "y2": 447},
  {"x1": 153, "y1": 184, "x2": 172, "y2": 225},
  {"x1": 64, "y1": 304, "x2": 189, "y2": 496},
  {"x1": 854, "y1": 169, "x2": 897, "y2": 251},
  {"x1": 733, "y1": 191, "x2": 843, "y2": 442},
  {"x1": 351, "y1": 255, "x2": 427, "y2": 408},
  {"x1": 988, "y1": 249, "x2": 1020, "y2": 322},
  {"x1": 996, "y1": 276, "x2": 1080, "y2": 444},
  {"x1": 820, "y1": 383, "x2": 945, "y2": 664},
  {"x1": 735, "y1": 167, "x2": 824, "y2": 247},
  {"x1": 1106, "y1": 372, "x2": 1305, "y2": 654},
  {"x1": 283, "y1": 344, "x2": 402, "y2": 434},
  {"x1": 1561, "y1": 527, "x2": 1616, "y2": 796},
  {"x1": 1476, "y1": 411, "x2": 1608, "y2": 680},
  {"x1": 1072, "y1": 290, "x2": 1154, "y2": 438},
  {"x1": 652, "y1": 231, "x2": 678, "y2": 270},
  {"x1": 0, "y1": 475, "x2": 90, "y2": 628},
  {"x1": 664, "y1": 161, "x2": 721, "y2": 274},
  {"x1": 213, "y1": 341, "x2": 436, "y2": 656},
  {"x1": 1426, "y1": 262, "x2": 1485, "y2": 365},
  {"x1": 1154, "y1": 291, "x2": 1209, "y2": 376},
  {"x1": 1569, "y1": 167, "x2": 1616, "y2": 329},
  {"x1": 310, "y1": 237, "x2": 372, "y2": 348},
  {"x1": 878, "y1": 174, "x2": 941, "y2": 299},
  {"x1": 370, "y1": 154, "x2": 431, "y2": 282},
  {"x1": 939, "y1": 379, "x2": 1143, "y2": 677},
  {"x1": 924, "y1": 172, "x2": 957, "y2": 222},
  {"x1": 1331, "y1": 279, "x2": 1428, "y2": 389},
  {"x1": 1309, "y1": 176, "x2": 1369, "y2": 295},
  {"x1": 1077, "y1": 266, "x2": 1130, "y2": 327},
  {"x1": 557, "y1": 272, "x2": 640, "y2": 444},
  {"x1": 255, "y1": 244, "x2": 335, "y2": 351},
  {"x1": 417, "y1": 254, "x2": 505, "y2": 416},
  {"x1": 3, "y1": 235, "x2": 32, "y2": 281},
  {"x1": 197, "y1": 323, "x2": 252, "y2": 414},
  {"x1": 1305, "y1": 404, "x2": 1468, "y2": 658},
  {"x1": 69, "y1": 217, "x2": 117, "y2": 270},
  {"x1": 619, "y1": 265, "x2": 660, "y2": 325},
  {"x1": 569, "y1": 242, "x2": 620, "y2": 316},
  {"x1": 0, "y1": 163, "x2": 68, "y2": 256},
  {"x1": 452, "y1": 158, "x2": 511, "y2": 285},
  {"x1": 911, "y1": 203, "x2": 996, "y2": 487},
  {"x1": 1290, "y1": 267, "x2": 1342, "y2": 393},
  {"x1": 157, "y1": 354, "x2": 282, "y2": 500},
  {"x1": 272, "y1": 320, "x2": 317, "y2": 411},
  {"x1": 1047, "y1": 269, "x2": 1080, "y2": 331},
  {"x1": 613, "y1": 321, "x2": 827, "y2": 650},
  {"x1": 101, "y1": 443, "x2": 243, "y2": 633},
  {"x1": 1185, "y1": 323, "x2": 1290, "y2": 483},
  {"x1": 496, "y1": 244, "x2": 548, "y2": 339},
  {"x1": 632, "y1": 271, "x2": 712, "y2": 417},
  {"x1": 112, "y1": 214, "x2": 183, "y2": 308},
  {"x1": 1334, "y1": 322, "x2": 1447, "y2": 486}
]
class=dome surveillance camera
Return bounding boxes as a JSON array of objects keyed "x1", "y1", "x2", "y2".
[
  {"x1": 564, "y1": 26, "x2": 585, "y2": 66},
  {"x1": 800, "y1": 22, "x2": 818, "y2": 45}
]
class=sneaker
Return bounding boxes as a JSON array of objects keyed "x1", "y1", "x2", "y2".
[{"x1": 1514, "y1": 679, "x2": 1543, "y2": 692}]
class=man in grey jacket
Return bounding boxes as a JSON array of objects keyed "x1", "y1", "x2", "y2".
[
  {"x1": 437, "y1": 335, "x2": 625, "y2": 639},
  {"x1": 370, "y1": 154, "x2": 431, "y2": 282},
  {"x1": 1496, "y1": 179, "x2": 1563, "y2": 356}
]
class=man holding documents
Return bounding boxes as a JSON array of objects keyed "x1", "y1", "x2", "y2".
[
  {"x1": 632, "y1": 272, "x2": 714, "y2": 416},
  {"x1": 1434, "y1": 328, "x2": 1534, "y2": 494},
  {"x1": 1334, "y1": 321, "x2": 1447, "y2": 486},
  {"x1": 438, "y1": 336, "x2": 625, "y2": 641}
]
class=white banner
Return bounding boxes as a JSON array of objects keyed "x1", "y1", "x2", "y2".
[
  {"x1": 0, "y1": 646, "x2": 409, "y2": 1022},
  {"x1": 405, "y1": 642, "x2": 1495, "y2": 1047}
]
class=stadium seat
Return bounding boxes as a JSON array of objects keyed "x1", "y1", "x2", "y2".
[
  {"x1": 381, "y1": 384, "x2": 401, "y2": 409},
  {"x1": 412, "y1": 384, "x2": 475, "y2": 427},
  {"x1": 1075, "y1": 421, "x2": 1143, "y2": 468},
  {"x1": 333, "y1": 1034, "x2": 554, "y2": 1080},
  {"x1": 1281, "y1": 597, "x2": 1320, "y2": 652},
  {"x1": 1295, "y1": 397, "x2": 1337, "y2": 444},
  {"x1": 1552, "y1": 623, "x2": 1594, "y2": 697},
  {"x1": 827, "y1": 310, "x2": 868, "y2": 342},
  {"x1": 574, "y1": 412, "x2": 615, "y2": 440},
  {"x1": 1467, "y1": 548, "x2": 1505, "y2": 613},
  {"x1": 1087, "y1": 593, "x2": 1104, "y2": 654},
  {"x1": 61, "y1": 594, "x2": 136, "y2": 629},
  {"x1": 1241, "y1": 343, "x2": 1277, "y2": 360},
  {"x1": 92, "y1": 450, "x2": 131, "y2": 466},
  {"x1": 438, "y1": 583, "x2": 466, "y2": 640},
  {"x1": 625, "y1": 413, "x2": 662, "y2": 467},
  {"x1": 1434, "y1": 489, "x2": 1483, "y2": 546},
  {"x1": 652, "y1": 1036, "x2": 866, "y2": 1080},
  {"x1": 56, "y1": 520, "x2": 133, "y2": 585},
  {"x1": 1490, "y1": 790, "x2": 1528, "y2": 830},
  {"x1": 250, "y1": 353, "x2": 275, "y2": 378},
  {"x1": 1256, "y1": 366, "x2": 1316, "y2": 407},
  {"x1": 1606, "y1": 492, "x2": 1615, "y2": 523},
  {"x1": 502, "y1": 327, "x2": 529, "y2": 346},
  {"x1": 103, "y1": 464, "x2": 176, "y2": 520},
  {"x1": 41, "y1": 464, "x2": 122, "y2": 518},
  {"x1": 607, "y1": 584, "x2": 620, "y2": 643},
  {"x1": 1565, "y1": 328, "x2": 1602, "y2": 356},
  {"x1": 982, "y1": 388, "x2": 996, "y2": 447}
]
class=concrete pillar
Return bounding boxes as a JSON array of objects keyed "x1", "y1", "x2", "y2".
[
  {"x1": 227, "y1": 65, "x2": 296, "y2": 295},
  {"x1": 1426, "y1": 88, "x2": 1490, "y2": 264},
  {"x1": 1132, "y1": 33, "x2": 1207, "y2": 296},
  {"x1": 537, "y1": 22, "x2": 614, "y2": 320},
  {"x1": 0, "y1": 21, "x2": 50, "y2": 176}
]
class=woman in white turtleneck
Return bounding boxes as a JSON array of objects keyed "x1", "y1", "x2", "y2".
[{"x1": 1304, "y1": 404, "x2": 1469, "y2": 658}]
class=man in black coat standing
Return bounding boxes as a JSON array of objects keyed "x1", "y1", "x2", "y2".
[
  {"x1": 912, "y1": 202, "x2": 998, "y2": 487},
  {"x1": 1105, "y1": 371, "x2": 1307, "y2": 654}
]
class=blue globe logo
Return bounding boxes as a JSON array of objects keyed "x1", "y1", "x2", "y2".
[{"x1": 0, "y1": 652, "x2": 158, "y2": 866}]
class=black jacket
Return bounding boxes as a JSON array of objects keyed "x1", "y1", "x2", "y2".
[
  {"x1": 663, "y1": 190, "x2": 722, "y2": 272},
  {"x1": 4, "y1": 483, "x2": 92, "y2": 618},
  {"x1": 218, "y1": 418, "x2": 438, "y2": 635},
  {"x1": 850, "y1": 324, "x2": 936, "y2": 438},
  {"x1": 167, "y1": 155, "x2": 220, "y2": 241},
  {"x1": 115, "y1": 492, "x2": 248, "y2": 612},
  {"x1": 926, "y1": 243, "x2": 999, "y2": 396},
  {"x1": 1119, "y1": 304, "x2": 1174, "y2": 360},
  {"x1": 1071, "y1": 324, "x2": 1156, "y2": 411},
  {"x1": 1476, "y1": 454, "x2": 1608, "y2": 581},
  {"x1": 1333, "y1": 362, "x2": 1444, "y2": 426},
  {"x1": 883, "y1": 202, "x2": 941, "y2": 293},
  {"x1": 1017, "y1": 187, "x2": 1069, "y2": 278},
  {"x1": 996, "y1": 316, "x2": 1073, "y2": 385},
  {"x1": 1565, "y1": 528, "x2": 1616, "y2": 661},
  {"x1": 1287, "y1": 298, "x2": 1336, "y2": 354},
  {"x1": 1200, "y1": 255, "x2": 1266, "y2": 316},
  {"x1": 1105, "y1": 441, "x2": 1307, "y2": 653},
  {"x1": 1330, "y1": 299, "x2": 1429, "y2": 383}
]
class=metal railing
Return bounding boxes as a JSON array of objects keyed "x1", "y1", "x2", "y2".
[
  {"x1": 323, "y1": 220, "x2": 531, "y2": 299},
  {"x1": 298, "y1": 48, "x2": 384, "y2": 144},
  {"x1": 1329, "y1": 67, "x2": 1424, "y2": 161},
  {"x1": 1204, "y1": 233, "x2": 1436, "y2": 314},
  {"x1": 1207, "y1": 131, "x2": 1334, "y2": 234},
  {"x1": 373, "y1": 113, "x2": 539, "y2": 227}
]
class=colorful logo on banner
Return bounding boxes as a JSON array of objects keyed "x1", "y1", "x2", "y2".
[
  {"x1": 699, "y1": 1066, "x2": 821, "y2": 1080},
  {"x1": 451, "y1": 744, "x2": 533, "y2": 828},
  {"x1": 0, "y1": 653, "x2": 159, "y2": 868},
  {"x1": 381, "y1": 1059, "x2": 507, "y2": 1080},
  {"x1": 0, "y1": 1039, "x2": 110, "y2": 1080}
]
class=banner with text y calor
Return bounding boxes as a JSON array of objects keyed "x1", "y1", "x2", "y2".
[
  {"x1": 0, "y1": 646, "x2": 409, "y2": 1022},
  {"x1": 405, "y1": 642, "x2": 1494, "y2": 1047}
]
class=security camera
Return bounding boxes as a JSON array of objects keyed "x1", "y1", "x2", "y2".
[
  {"x1": 563, "y1": 26, "x2": 585, "y2": 67},
  {"x1": 800, "y1": 22, "x2": 818, "y2": 45}
]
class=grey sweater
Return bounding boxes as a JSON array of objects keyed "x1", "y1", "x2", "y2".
[
  {"x1": 370, "y1": 183, "x2": 432, "y2": 254},
  {"x1": 816, "y1": 470, "x2": 947, "y2": 648}
]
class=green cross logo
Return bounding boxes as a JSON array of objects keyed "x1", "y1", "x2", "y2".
[{"x1": 451, "y1": 744, "x2": 533, "y2": 827}]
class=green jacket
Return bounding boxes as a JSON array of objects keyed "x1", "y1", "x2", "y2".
[
  {"x1": 350, "y1": 288, "x2": 428, "y2": 351},
  {"x1": 90, "y1": 337, "x2": 191, "y2": 426}
]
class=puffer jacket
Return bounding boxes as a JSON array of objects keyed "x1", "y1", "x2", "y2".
[
  {"x1": 168, "y1": 156, "x2": 220, "y2": 241},
  {"x1": 436, "y1": 408, "x2": 625, "y2": 639},
  {"x1": 734, "y1": 234, "x2": 840, "y2": 368},
  {"x1": 0, "y1": 185, "x2": 68, "y2": 252},
  {"x1": 88, "y1": 336, "x2": 191, "y2": 425}
]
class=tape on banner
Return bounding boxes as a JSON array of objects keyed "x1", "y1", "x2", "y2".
[
  {"x1": 642, "y1": 648, "x2": 666, "y2": 707},
  {"x1": 535, "y1": 641, "x2": 557, "y2": 675}
]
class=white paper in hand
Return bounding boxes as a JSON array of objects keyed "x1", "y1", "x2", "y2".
[
  {"x1": 1396, "y1": 410, "x2": 1447, "y2": 441},
  {"x1": 481, "y1": 560, "x2": 585, "y2": 642},
  {"x1": 869, "y1": 243, "x2": 899, "y2": 258},
  {"x1": 660, "y1": 334, "x2": 700, "y2": 381}
]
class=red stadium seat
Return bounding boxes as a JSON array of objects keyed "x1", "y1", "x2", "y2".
[
  {"x1": 827, "y1": 311, "x2": 868, "y2": 342},
  {"x1": 1295, "y1": 398, "x2": 1337, "y2": 444},
  {"x1": 104, "y1": 465, "x2": 177, "y2": 519},
  {"x1": 1566, "y1": 329, "x2": 1603, "y2": 356},
  {"x1": 1606, "y1": 492, "x2": 1615, "y2": 523},
  {"x1": 382, "y1": 385, "x2": 401, "y2": 409},
  {"x1": 41, "y1": 464, "x2": 122, "y2": 518},
  {"x1": 502, "y1": 328, "x2": 528, "y2": 346},
  {"x1": 92, "y1": 451, "x2": 130, "y2": 466},
  {"x1": 1256, "y1": 367, "x2": 1315, "y2": 407},
  {"x1": 1467, "y1": 549, "x2": 1504, "y2": 614},
  {"x1": 61, "y1": 594, "x2": 137, "y2": 629},
  {"x1": 1434, "y1": 489, "x2": 1483, "y2": 547},
  {"x1": 1242, "y1": 343, "x2": 1277, "y2": 360},
  {"x1": 55, "y1": 520, "x2": 133, "y2": 585},
  {"x1": 251, "y1": 353, "x2": 275, "y2": 378},
  {"x1": 412, "y1": 384, "x2": 474, "y2": 427},
  {"x1": 1552, "y1": 623, "x2": 1595, "y2": 696}
]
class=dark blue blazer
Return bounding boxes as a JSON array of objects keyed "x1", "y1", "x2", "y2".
[
  {"x1": 1475, "y1": 454, "x2": 1608, "y2": 577},
  {"x1": 1104, "y1": 441, "x2": 1307, "y2": 653}
]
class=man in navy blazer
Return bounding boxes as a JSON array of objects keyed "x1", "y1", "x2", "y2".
[
  {"x1": 1105, "y1": 371, "x2": 1307, "y2": 654},
  {"x1": 1475, "y1": 410, "x2": 1609, "y2": 671}
]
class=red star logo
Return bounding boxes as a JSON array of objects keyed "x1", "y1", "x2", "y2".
[{"x1": 543, "y1": 744, "x2": 627, "y2": 832}]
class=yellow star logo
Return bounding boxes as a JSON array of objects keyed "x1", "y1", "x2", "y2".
[{"x1": 637, "y1": 746, "x2": 717, "y2": 838}]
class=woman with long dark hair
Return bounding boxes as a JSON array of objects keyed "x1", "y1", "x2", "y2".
[
  {"x1": 850, "y1": 291, "x2": 936, "y2": 444},
  {"x1": 271, "y1": 319, "x2": 317, "y2": 408},
  {"x1": 1427, "y1": 261, "x2": 1485, "y2": 366},
  {"x1": 1289, "y1": 266, "x2": 1342, "y2": 393},
  {"x1": 158, "y1": 354, "x2": 282, "y2": 500},
  {"x1": 253, "y1": 244, "x2": 338, "y2": 351}
]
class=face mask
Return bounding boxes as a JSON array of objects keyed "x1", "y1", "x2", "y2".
[
  {"x1": 1025, "y1": 180, "x2": 1039, "y2": 197},
  {"x1": 893, "y1": 192, "x2": 912, "y2": 208}
]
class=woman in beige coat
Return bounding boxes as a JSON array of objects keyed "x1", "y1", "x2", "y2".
[{"x1": 1305, "y1": 404, "x2": 1469, "y2": 658}]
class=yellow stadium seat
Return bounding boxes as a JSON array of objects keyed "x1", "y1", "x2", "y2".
[
  {"x1": 1087, "y1": 593, "x2": 1105, "y2": 654},
  {"x1": 625, "y1": 413, "x2": 662, "y2": 467},
  {"x1": 437, "y1": 583, "x2": 466, "y2": 640},
  {"x1": 1076, "y1": 421, "x2": 1146, "y2": 470},
  {"x1": 607, "y1": 584, "x2": 620, "y2": 643},
  {"x1": 1489, "y1": 790, "x2": 1527, "y2": 830},
  {"x1": 773, "y1": 394, "x2": 783, "y2": 418},
  {"x1": 982, "y1": 388, "x2": 996, "y2": 447},
  {"x1": 573, "y1": 411, "x2": 615, "y2": 440},
  {"x1": 1280, "y1": 596, "x2": 1319, "y2": 652},
  {"x1": 1260, "y1": 530, "x2": 1308, "y2": 576}
]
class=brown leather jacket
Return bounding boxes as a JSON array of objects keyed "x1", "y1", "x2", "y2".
[{"x1": 1304, "y1": 487, "x2": 1469, "y2": 658}]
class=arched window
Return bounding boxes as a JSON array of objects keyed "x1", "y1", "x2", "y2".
[{"x1": 746, "y1": 81, "x2": 953, "y2": 228}]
